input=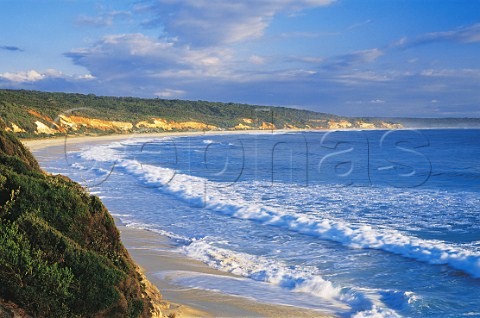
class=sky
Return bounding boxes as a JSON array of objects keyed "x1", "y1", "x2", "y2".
[{"x1": 1, "y1": 0, "x2": 480, "y2": 117}]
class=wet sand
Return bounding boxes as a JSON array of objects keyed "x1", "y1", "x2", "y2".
[
  {"x1": 21, "y1": 129, "x2": 286, "y2": 152},
  {"x1": 121, "y1": 226, "x2": 330, "y2": 318},
  {"x1": 22, "y1": 132, "x2": 332, "y2": 318}
]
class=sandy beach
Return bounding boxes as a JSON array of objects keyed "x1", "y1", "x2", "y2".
[
  {"x1": 22, "y1": 132, "x2": 331, "y2": 318},
  {"x1": 21, "y1": 129, "x2": 285, "y2": 152}
]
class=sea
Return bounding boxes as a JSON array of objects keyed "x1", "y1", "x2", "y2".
[{"x1": 34, "y1": 129, "x2": 480, "y2": 317}]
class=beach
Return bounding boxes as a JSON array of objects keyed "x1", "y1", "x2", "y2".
[
  {"x1": 22, "y1": 133, "x2": 331, "y2": 318},
  {"x1": 22, "y1": 129, "x2": 480, "y2": 317},
  {"x1": 22, "y1": 130, "x2": 284, "y2": 152}
]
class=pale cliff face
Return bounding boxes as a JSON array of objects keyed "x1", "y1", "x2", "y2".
[
  {"x1": 34, "y1": 121, "x2": 57, "y2": 134},
  {"x1": 135, "y1": 118, "x2": 218, "y2": 131},
  {"x1": 259, "y1": 121, "x2": 276, "y2": 130},
  {"x1": 328, "y1": 120, "x2": 353, "y2": 129},
  {"x1": 234, "y1": 123, "x2": 252, "y2": 130},
  {"x1": 5, "y1": 123, "x2": 26, "y2": 133},
  {"x1": 59, "y1": 115, "x2": 133, "y2": 131},
  {"x1": 14, "y1": 109, "x2": 404, "y2": 136}
]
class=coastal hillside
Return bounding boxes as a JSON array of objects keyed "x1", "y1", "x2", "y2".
[
  {"x1": 0, "y1": 89, "x2": 401, "y2": 137},
  {"x1": 0, "y1": 120, "x2": 164, "y2": 317}
]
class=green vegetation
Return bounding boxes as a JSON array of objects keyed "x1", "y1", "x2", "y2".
[
  {"x1": 0, "y1": 89, "x2": 396, "y2": 137},
  {"x1": 0, "y1": 125, "x2": 156, "y2": 317}
]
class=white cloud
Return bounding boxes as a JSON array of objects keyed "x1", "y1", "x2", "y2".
[
  {"x1": 293, "y1": 56, "x2": 325, "y2": 64},
  {"x1": 354, "y1": 48, "x2": 384, "y2": 63},
  {"x1": 248, "y1": 55, "x2": 266, "y2": 65},
  {"x1": 390, "y1": 36, "x2": 408, "y2": 48},
  {"x1": 66, "y1": 33, "x2": 249, "y2": 81},
  {"x1": 392, "y1": 23, "x2": 480, "y2": 49},
  {"x1": 76, "y1": 15, "x2": 112, "y2": 27},
  {"x1": 75, "y1": 10, "x2": 132, "y2": 27},
  {"x1": 420, "y1": 23, "x2": 480, "y2": 44},
  {"x1": 420, "y1": 68, "x2": 480, "y2": 78},
  {"x1": 6, "y1": 1, "x2": 472, "y2": 118},
  {"x1": 138, "y1": 0, "x2": 336, "y2": 47},
  {"x1": 154, "y1": 88, "x2": 186, "y2": 98},
  {"x1": 0, "y1": 69, "x2": 94, "y2": 83},
  {"x1": 323, "y1": 49, "x2": 384, "y2": 70},
  {"x1": 348, "y1": 19, "x2": 372, "y2": 30},
  {"x1": 0, "y1": 70, "x2": 45, "y2": 82}
]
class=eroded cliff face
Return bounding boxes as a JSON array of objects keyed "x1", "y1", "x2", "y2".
[
  {"x1": 308, "y1": 119, "x2": 403, "y2": 130},
  {"x1": 0, "y1": 89, "x2": 406, "y2": 137},
  {"x1": 135, "y1": 117, "x2": 218, "y2": 131},
  {"x1": 59, "y1": 115, "x2": 133, "y2": 132},
  {"x1": 24, "y1": 111, "x2": 222, "y2": 135},
  {"x1": 4, "y1": 123, "x2": 26, "y2": 133},
  {"x1": 7, "y1": 109, "x2": 403, "y2": 136}
]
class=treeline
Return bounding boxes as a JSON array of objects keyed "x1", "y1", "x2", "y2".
[{"x1": 0, "y1": 89, "x2": 391, "y2": 137}]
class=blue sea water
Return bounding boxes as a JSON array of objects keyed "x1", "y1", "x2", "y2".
[{"x1": 35, "y1": 129, "x2": 480, "y2": 317}]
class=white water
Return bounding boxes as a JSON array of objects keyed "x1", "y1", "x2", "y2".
[{"x1": 36, "y1": 131, "x2": 480, "y2": 317}]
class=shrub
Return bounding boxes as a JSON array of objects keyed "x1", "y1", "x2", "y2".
[{"x1": 0, "y1": 129, "x2": 154, "y2": 317}]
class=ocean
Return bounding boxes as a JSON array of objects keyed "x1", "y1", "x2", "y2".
[{"x1": 35, "y1": 129, "x2": 480, "y2": 317}]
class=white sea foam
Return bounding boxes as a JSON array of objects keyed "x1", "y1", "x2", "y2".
[
  {"x1": 183, "y1": 239, "x2": 344, "y2": 299},
  {"x1": 164, "y1": 271, "x2": 341, "y2": 314},
  {"x1": 80, "y1": 144, "x2": 122, "y2": 162},
  {"x1": 77, "y1": 137, "x2": 166, "y2": 162},
  {"x1": 352, "y1": 305, "x2": 401, "y2": 318},
  {"x1": 182, "y1": 238, "x2": 387, "y2": 314},
  {"x1": 79, "y1": 143, "x2": 480, "y2": 279},
  {"x1": 71, "y1": 162, "x2": 87, "y2": 170}
]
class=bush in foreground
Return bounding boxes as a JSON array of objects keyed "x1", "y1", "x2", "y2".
[{"x1": 0, "y1": 128, "x2": 158, "y2": 317}]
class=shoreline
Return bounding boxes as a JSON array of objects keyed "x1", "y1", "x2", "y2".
[
  {"x1": 21, "y1": 129, "x2": 288, "y2": 151},
  {"x1": 22, "y1": 132, "x2": 332, "y2": 318},
  {"x1": 21, "y1": 126, "x2": 476, "y2": 151},
  {"x1": 20, "y1": 125, "x2": 435, "y2": 151},
  {"x1": 120, "y1": 225, "x2": 330, "y2": 318}
]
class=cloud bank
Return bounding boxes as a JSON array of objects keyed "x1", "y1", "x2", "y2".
[{"x1": 137, "y1": 0, "x2": 336, "y2": 47}]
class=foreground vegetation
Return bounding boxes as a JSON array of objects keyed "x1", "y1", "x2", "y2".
[{"x1": 0, "y1": 119, "x2": 159, "y2": 317}]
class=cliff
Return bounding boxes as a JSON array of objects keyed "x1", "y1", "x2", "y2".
[
  {"x1": 0, "y1": 124, "x2": 166, "y2": 317},
  {"x1": 0, "y1": 89, "x2": 402, "y2": 138}
]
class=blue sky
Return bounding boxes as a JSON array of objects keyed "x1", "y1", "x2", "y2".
[{"x1": 1, "y1": 0, "x2": 480, "y2": 117}]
